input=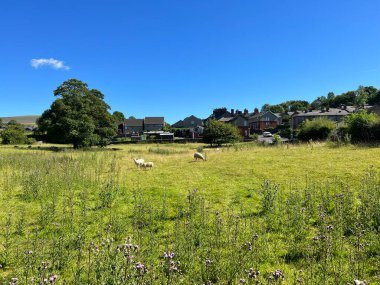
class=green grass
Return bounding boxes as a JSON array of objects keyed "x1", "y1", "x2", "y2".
[{"x1": 1, "y1": 142, "x2": 380, "y2": 284}]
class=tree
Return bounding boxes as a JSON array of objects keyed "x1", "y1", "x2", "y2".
[
  {"x1": 344, "y1": 110, "x2": 379, "y2": 142},
  {"x1": 297, "y1": 118, "x2": 335, "y2": 141},
  {"x1": 37, "y1": 79, "x2": 117, "y2": 148},
  {"x1": 261, "y1": 104, "x2": 284, "y2": 113},
  {"x1": 355, "y1": 85, "x2": 369, "y2": 108},
  {"x1": 1, "y1": 120, "x2": 28, "y2": 144},
  {"x1": 203, "y1": 119, "x2": 241, "y2": 146},
  {"x1": 112, "y1": 111, "x2": 125, "y2": 124}
]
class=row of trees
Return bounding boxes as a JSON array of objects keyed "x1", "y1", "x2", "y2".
[
  {"x1": 296, "y1": 110, "x2": 380, "y2": 143},
  {"x1": 2, "y1": 79, "x2": 380, "y2": 147},
  {"x1": 262, "y1": 85, "x2": 380, "y2": 113}
]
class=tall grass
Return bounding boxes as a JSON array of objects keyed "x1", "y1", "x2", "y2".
[{"x1": 0, "y1": 144, "x2": 380, "y2": 284}]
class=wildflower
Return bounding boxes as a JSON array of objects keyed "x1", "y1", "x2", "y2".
[
  {"x1": 243, "y1": 241, "x2": 253, "y2": 251},
  {"x1": 49, "y1": 275, "x2": 57, "y2": 283},
  {"x1": 24, "y1": 250, "x2": 33, "y2": 255},
  {"x1": 272, "y1": 269, "x2": 285, "y2": 280},
  {"x1": 0, "y1": 264, "x2": 3, "y2": 269},
  {"x1": 239, "y1": 278, "x2": 246, "y2": 284},
  {"x1": 135, "y1": 262, "x2": 148, "y2": 275},
  {"x1": 164, "y1": 251, "x2": 175, "y2": 259},
  {"x1": 326, "y1": 225, "x2": 334, "y2": 232},
  {"x1": 169, "y1": 261, "x2": 180, "y2": 272},
  {"x1": 10, "y1": 277, "x2": 18, "y2": 285},
  {"x1": 205, "y1": 259, "x2": 213, "y2": 266},
  {"x1": 245, "y1": 268, "x2": 260, "y2": 279},
  {"x1": 41, "y1": 261, "x2": 49, "y2": 269}
]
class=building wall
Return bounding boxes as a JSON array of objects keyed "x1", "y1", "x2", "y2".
[
  {"x1": 125, "y1": 126, "x2": 144, "y2": 133},
  {"x1": 144, "y1": 124, "x2": 164, "y2": 131}
]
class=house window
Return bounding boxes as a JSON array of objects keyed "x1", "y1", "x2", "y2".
[{"x1": 191, "y1": 120, "x2": 194, "y2": 125}]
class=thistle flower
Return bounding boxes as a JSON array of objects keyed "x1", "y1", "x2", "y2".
[
  {"x1": 164, "y1": 251, "x2": 175, "y2": 259},
  {"x1": 135, "y1": 262, "x2": 148, "y2": 275},
  {"x1": 272, "y1": 269, "x2": 284, "y2": 280},
  {"x1": 49, "y1": 275, "x2": 57, "y2": 283}
]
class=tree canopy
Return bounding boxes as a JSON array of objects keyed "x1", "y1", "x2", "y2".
[
  {"x1": 1, "y1": 120, "x2": 29, "y2": 144},
  {"x1": 203, "y1": 119, "x2": 241, "y2": 146},
  {"x1": 112, "y1": 111, "x2": 125, "y2": 124},
  {"x1": 37, "y1": 79, "x2": 116, "y2": 148}
]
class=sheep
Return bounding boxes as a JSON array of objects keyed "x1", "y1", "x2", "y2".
[
  {"x1": 354, "y1": 280, "x2": 368, "y2": 285},
  {"x1": 141, "y1": 162, "x2": 154, "y2": 169},
  {"x1": 194, "y1": 152, "x2": 206, "y2": 161},
  {"x1": 133, "y1": 158, "x2": 144, "y2": 167}
]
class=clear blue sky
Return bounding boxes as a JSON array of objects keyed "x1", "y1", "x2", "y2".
[{"x1": 1, "y1": 0, "x2": 380, "y2": 124}]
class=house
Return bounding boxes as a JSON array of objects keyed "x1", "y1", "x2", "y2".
[
  {"x1": 172, "y1": 115, "x2": 203, "y2": 128},
  {"x1": 122, "y1": 119, "x2": 144, "y2": 135},
  {"x1": 207, "y1": 108, "x2": 233, "y2": 121},
  {"x1": 219, "y1": 113, "x2": 250, "y2": 137},
  {"x1": 291, "y1": 107, "x2": 352, "y2": 128},
  {"x1": 291, "y1": 107, "x2": 353, "y2": 129},
  {"x1": 144, "y1": 117, "x2": 165, "y2": 131},
  {"x1": 119, "y1": 116, "x2": 165, "y2": 136},
  {"x1": 189, "y1": 126, "x2": 204, "y2": 139},
  {"x1": 249, "y1": 111, "x2": 282, "y2": 131}
]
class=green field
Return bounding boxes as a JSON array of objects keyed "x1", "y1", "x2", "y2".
[{"x1": 1, "y1": 143, "x2": 380, "y2": 284}]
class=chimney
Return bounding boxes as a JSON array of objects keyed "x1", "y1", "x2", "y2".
[
  {"x1": 231, "y1": 109, "x2": 235, "y2": 116},
  {"x1": 244, "y1": 108, "x2": 248, "y2": 115},
  {"x1": 253, "y1": 108, "x2": 259, "y2": 115}
]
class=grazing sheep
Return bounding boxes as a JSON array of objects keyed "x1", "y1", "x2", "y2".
[
  {"x1": 141, "y1": 162, "x2": 154, "y2": 169},
  {"x1": 194, "y1": 152, "x2": 206, "y2": 161},
  {"x1": 133, "y1": 158, "x2": 145, "y2": 167},
  {"x1": 354, "y1": 280, "x2": 368, "y2": 285}
]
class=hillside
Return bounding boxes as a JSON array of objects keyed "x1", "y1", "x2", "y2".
[{"x1": 0, "y1": 115, "x2": 39, "y2": 126}]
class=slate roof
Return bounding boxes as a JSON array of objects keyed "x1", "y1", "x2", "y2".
[
  {"x1": 144, "y1": 117, "x2": 165, "y2": 125},
  {"x1": 124, "y1": 119, "x2": 143, "y2": 127},
  {"x1": 292, "y1": 108, "x2": 351, "y2": 117}
]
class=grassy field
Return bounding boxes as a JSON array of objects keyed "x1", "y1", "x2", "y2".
[{"x1": 0, "y1": 142, "x2": 380, "y2": 284}]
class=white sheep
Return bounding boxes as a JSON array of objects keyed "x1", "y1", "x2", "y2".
[
  {"x1": 194, "y1": 152, "x2": 206, "y2": 161},
  {"x1": 133, "y1": 158, "x2": 144, "y2": 167},
  {"x1": 141, "y1": 162, "x2": 154, "y2": 169}
]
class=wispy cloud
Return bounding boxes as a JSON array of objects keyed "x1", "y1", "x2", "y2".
[{"x1": 30, "y1": 58, "x2": 70, "y2": 70}]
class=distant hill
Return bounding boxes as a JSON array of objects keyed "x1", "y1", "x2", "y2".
[{"x1": 0, "y1": 115, "x2": 40, "y2": 126}]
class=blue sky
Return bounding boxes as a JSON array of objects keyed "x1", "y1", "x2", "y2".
[{"x1": 1, "y1": 0, "x2": 380, "y2": 124}]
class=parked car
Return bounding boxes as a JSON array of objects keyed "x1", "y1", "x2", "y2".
[{"x1": 263, "y1": 131, "x2": 273, "y2": 137}]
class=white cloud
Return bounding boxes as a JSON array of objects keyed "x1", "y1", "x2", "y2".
[{"x1": 30, "y1": 58, "x2": 70, "y2": 70}]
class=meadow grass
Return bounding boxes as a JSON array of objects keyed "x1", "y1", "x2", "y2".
[{"x1": 0, "y1": 142, "x2": 380, "y2": 284}]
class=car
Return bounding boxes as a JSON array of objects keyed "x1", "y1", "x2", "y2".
[{"x1": 263, "y1": 131, "x2": 273, "y2": 137}]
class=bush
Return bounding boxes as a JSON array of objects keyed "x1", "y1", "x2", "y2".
[
  {"x1": 297, "y1": 118, "x2": 335, "y2": 141},
  {"x1": 344, "y1": 110, "x2": 380, "y2": 142},
  {"x1": 203, "y1": 119, "x2": 241, "y2": 146},
  {"x1": 1, "y1": 120, "x2": 29, "y2": 144}
]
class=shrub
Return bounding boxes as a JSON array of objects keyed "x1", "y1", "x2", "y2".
[
  {"x1": 297, "y1": 118, "x2": 335, "y2": 141},
  {"x1": 1, "y1": 120, "x2": 29, "y2": 144},
  {"x1": 203, "y1": 119, "x2": 241, "y2": 146},
  {"x1": 344, "y1": 110, "x2": 380, "y2": 142}
]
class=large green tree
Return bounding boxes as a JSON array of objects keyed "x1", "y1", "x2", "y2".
[
  {"x1": 1, "y1": 120, "x2": 29, "y2": 144},
  {"x1": 203, "y1": 119, "x2": 241, "y2": 146},
  {"x1": 37, "y1": 79, "x2": 116, "y2": 148}
]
